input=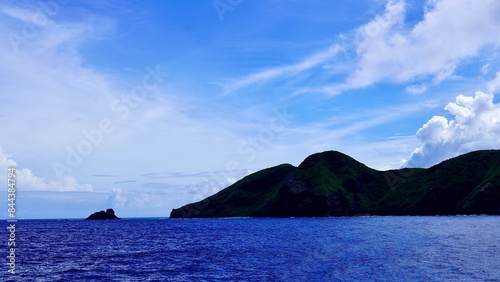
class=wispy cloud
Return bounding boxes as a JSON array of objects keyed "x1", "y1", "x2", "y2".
[
  {"x1": 292, "y1": 101, "x2": 438, "y2": 143},
  {"x1": 405, "y1": 84, "x2": 428, "y2": 95},
  {"x1": 300, "y1": 0, "x2": 500, "y2": 95},
  {"x1": 220, "y1": 44, "x2": 342, "y2": 94}
]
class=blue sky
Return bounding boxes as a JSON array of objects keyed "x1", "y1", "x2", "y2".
[{"x1": 1, "y1": 0, "x2": 500, "y2": 219}]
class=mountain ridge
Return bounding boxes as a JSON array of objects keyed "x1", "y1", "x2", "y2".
[{"x1": 170, "y1": 150, "x2": 500, "y2": 218}]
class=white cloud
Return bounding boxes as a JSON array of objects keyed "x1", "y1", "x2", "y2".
[
  {"x1": 106, "y1": 188, "x2": 127, "y2": 208},
  {"x1": 312, "y1": 0, "x2": 500, "y2": 95},
  {"x1": 0, "y1": 147, "x2": 16, "y2": 168},
  {"x1": 18, "y1": 170, "x2": 93, "y2": 192},
  {"x1": 0, "y1": 147, "x2": 92, "y2": 192},
  {"x1": 221, "y1": 44, "x2": 342, "y2": 93},
  {"x1": 105, "y1": 187, "x2": 171, "y2": 210},
  {"x1": 481, "y1": 63, "x2": 491, "y2": 75},
  {"x1": 406, "y1": 83, "x2": 428, "y2": 95},
  {"x1": 0, "y1": 5, "x2": 120, "y2": 160},
  {"x1": 487, "y1": 71, "x2": 500, "y2": 93},
  {"x1": 403, "y1": 91, "x2": 500, "y2": 167},
  {"x1": 177, "y1": 169, "x2": 253, "y2": 205},
  {"x1": 1, "y1": 4, "x2": 115, "y2": 56},
  {"x1": 0, "y1": 3, "x2": 289, "y2": 187},
  {"x1": 212, "y1": 0, "x2": 500, "y2": 98}
]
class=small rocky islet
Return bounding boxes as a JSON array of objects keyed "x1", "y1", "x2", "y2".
[{"x1": 86, "y1": 208, "x2": 120, "y2": 220}]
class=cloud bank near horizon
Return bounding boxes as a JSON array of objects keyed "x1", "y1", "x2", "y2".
[{"x1": 0, "y1": 147, "x2": 92, "y2": 192}]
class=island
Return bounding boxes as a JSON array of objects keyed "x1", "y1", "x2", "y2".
[
  {"x1": 170, "y1": 150, "x2": 500, "y2": 218},
  {"x1": 86, "y1": 208, "x2": 121, "y2": 220}
]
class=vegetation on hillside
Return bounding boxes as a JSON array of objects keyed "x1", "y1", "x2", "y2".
[{"x1": 170, "y1": 150, "x2": 500, "y2": 218}]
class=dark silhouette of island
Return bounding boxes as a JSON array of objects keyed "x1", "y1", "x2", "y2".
[
  {"x1": 86, "y1": 208, "x2": 120, "y2": 220},
  {"x1": 170, "y1": 150, "x2": 500, "y2": 218}
]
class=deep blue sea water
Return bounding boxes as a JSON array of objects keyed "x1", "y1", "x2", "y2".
[{"x1": 1, "y1": 216, "x2": 500, "y2": 281}]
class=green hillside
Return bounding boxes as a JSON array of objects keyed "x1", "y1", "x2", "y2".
[{"x1": 170, "y1": 150, "x2": 500, "y2": 218}]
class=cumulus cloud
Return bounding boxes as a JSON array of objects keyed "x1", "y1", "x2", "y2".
[
  {"x1": 0, "y1": 148, "x2": 16, "y2": 168},
  {"x1": 17, "y1": 170, "x2": 92, "y2": 192},
  {"x1": 0, "y1": 147, "x2": 92, "y2": 192},
  {"x1": 105, "y1": 187, "x2": 171, "y2": 209},
  {"x1": 105, "y1": 188, "x2": 127, "y2": 208},
  {"x1": 403, "y1": 91, "x2": 500, "y2": 167}
]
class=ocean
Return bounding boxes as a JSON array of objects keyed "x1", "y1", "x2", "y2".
[{"x1": 2, "y1": 216, "x2": 500, "y2": 281}]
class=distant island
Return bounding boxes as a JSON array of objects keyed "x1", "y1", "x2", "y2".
[
  {"x1": 170, "y1": 150, "x2": 500, "y2": 218},
  {"x1": 86, "y1": 208, "x2": 120, "y2": 220}
]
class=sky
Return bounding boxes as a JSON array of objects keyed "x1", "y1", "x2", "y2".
[{"x1": 1, "y1": 0, "x2": 500, "y2": 219}]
